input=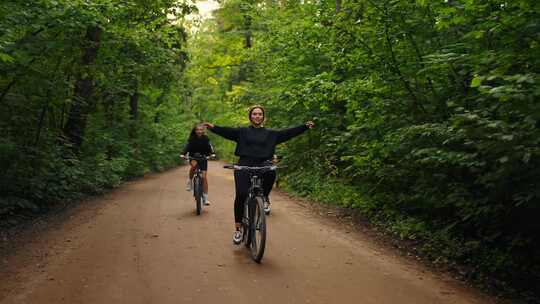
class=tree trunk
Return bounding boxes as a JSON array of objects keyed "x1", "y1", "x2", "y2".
[
  {"x1": 34, "y1": 102, "x2": 48, "y2": 146},
  {"x1": 0, "y1": 78, "x2": 17, "y2": 105},
  {"x1": 104, "y1": 97, "x2": 115, "y2": 160},
  {"x1": 130, "y1": 89, "x2": 139, "y2": 122},
  {"x1": 63, "y1": 25, "x2": 102, "y2": 152},
  {"x1": 154, "y1": 92, "x2": 166, "y2": 123},
  {"x1": 244, "y1": 30, "x2": 252, "y2": 48},
  {"x1": 129, "y1": 87, "x2": 139, "y2": 140},
  {"x1": 243, "y1": 6, "x2": 252, "y2": 49},
  {"x1": 336, "y1": 0, "x2": 342, "y2": 13},
  {"x1": 129, "y1": 83, "x2": 140, "y2": 159}
]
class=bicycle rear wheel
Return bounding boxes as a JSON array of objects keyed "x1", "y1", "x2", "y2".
[
  {"x1": 249, "y1": 196, "x2": 266, "y2": 263},
  {"x1": 193, "y1": 176, "x2": 202, "y2": 215}
]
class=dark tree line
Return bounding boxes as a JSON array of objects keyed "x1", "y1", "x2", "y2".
[{"x1": 0, "y1": 0, "x2": 197, "y2": 225}]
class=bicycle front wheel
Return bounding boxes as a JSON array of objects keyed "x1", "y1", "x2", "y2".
[
  {"x1": 193, "y1": 176, "x2": 202, "y2": 215},
  {"x1": 250, "y1": 196, "x2": 267, "y2": 263}
]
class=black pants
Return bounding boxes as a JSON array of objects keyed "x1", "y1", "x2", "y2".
[{"x1": 234, "y1": 168, "x2": 275, "y2": 224}]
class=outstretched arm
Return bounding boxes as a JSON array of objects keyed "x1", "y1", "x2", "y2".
[
  {"x1": 203, "y1": 122, "x2": 240, "y2": 142},
  {"x1": 276, "y1": 121, "x2": 315, "y2": 144}
]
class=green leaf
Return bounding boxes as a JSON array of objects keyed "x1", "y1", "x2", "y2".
[
  {"x1": 0, "y1": 53, "x2": 14, "y2": 63},
  {"x1": 470, "y1": 76, "x2": 482, "y2": 88},
  {"x1": 501, "y1": 134, "x2": 514, "y2": 141}
]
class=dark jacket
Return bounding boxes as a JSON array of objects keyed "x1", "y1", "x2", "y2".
[
  {"x1": 182, "y1": 136, "x2": 215, "y2": 156},
  {"x1": 209, "y1": 124, "x2": 308, "y2": 161}
]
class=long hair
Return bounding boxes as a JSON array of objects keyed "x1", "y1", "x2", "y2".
[{"x1": 188, "y1": 123, "x2": 207, "y2": 142}]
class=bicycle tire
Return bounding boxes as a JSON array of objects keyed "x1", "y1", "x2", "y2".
[
  {"x1": 193, "y1": 176, "x2": 202, "y2": 215},
  {"x1": 250, "y1": 196, "x2": 266, "y2": 263},
  {"x1": 242, "y1": 198, "x2": 251, "y2": 248}
]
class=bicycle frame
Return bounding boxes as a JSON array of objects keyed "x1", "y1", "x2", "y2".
[
  {"x1": 242, "y1": 174, "x2": 264, "y2": 232},
  {"x1": 185, "y1": 155, "x2": 209, "y2": 215},
  {"x1": 224, "y1": 164, "x2": 278, "y2": 263},
  {"x1": 249, "y1": 174, "x2": 264, "y2": 198}
]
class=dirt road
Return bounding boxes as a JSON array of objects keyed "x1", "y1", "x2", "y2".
[{"x1": 0, "y1": 162, "x2": 493, "y2": 304}]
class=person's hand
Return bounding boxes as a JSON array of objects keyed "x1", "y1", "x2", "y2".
[
  {"x1": 202, "y1": 122, "x2": 214, "y2": 129},
  {"x1": 305, "y1": 121, "x2": 315, "y2": 129}
]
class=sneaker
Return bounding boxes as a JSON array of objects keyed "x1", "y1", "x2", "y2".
[
  {"x1": 263, "y1": 197, "x2": 271, "y2": 214},
  {"x1": 232, "y1": 230, "x2": 242, "y2": 245},
  {"x1": 186, "y1": 179, "x2": 192, "y2": 191}
]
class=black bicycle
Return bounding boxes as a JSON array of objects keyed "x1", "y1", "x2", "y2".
[
  {"x1": 183, "y1": 155, "x2": 212, "y2": 215},
  {"x1": 224, "y1": 164, "x2": 279, "y2": 263}
]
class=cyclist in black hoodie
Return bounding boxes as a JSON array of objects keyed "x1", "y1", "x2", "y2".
[
  {"x1": 181, "y1": 123, "x2": 216, "y2": 206},
  {"x1": 204, "y1": 105, "x2": 314, "y2": 244}
]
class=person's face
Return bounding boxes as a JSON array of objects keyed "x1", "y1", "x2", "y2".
[
  {"x1": 250, "y1": 108, "x2": 264, "y2": 126},
  {"x1": 195, "y1": 126, "x2": 205, "y2": 137}
]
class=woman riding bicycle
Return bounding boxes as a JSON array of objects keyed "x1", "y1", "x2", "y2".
[
  {"x1": 203, "y1": 105, "x2": 314, "y2": 244},
  {"x1": 181, "y1": 123, "x2": 216, "y2": 206}
]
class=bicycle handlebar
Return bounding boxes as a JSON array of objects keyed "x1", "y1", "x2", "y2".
[
  {"x1": 182, "y1": 155, "x2": 215, "y2": 161},
  {"x1": 223, "y1": 164, "x2": 280, "y2": 171}
]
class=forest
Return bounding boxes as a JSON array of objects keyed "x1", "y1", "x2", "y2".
[
  {"x1": 1, "y1": 0, "x2": 539, "y2": 299},
  {"x1": 1, "y1": 0, "x2": 196, "y2": 221}
]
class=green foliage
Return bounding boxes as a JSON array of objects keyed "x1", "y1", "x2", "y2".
[
  {"x1": 0, "y1": 0, "x2": 196, "y2": 225},
  {"x1": 186, "y1": 0, "x2": 540, "y2": 295}
]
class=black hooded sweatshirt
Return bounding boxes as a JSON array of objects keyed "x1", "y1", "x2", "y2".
[
  {"x1": 209, "y1": 124, "x2": 308, "y2": 163},
  {"x1": 182, "y1": 135, "x2": 215, "y2": 156}
]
